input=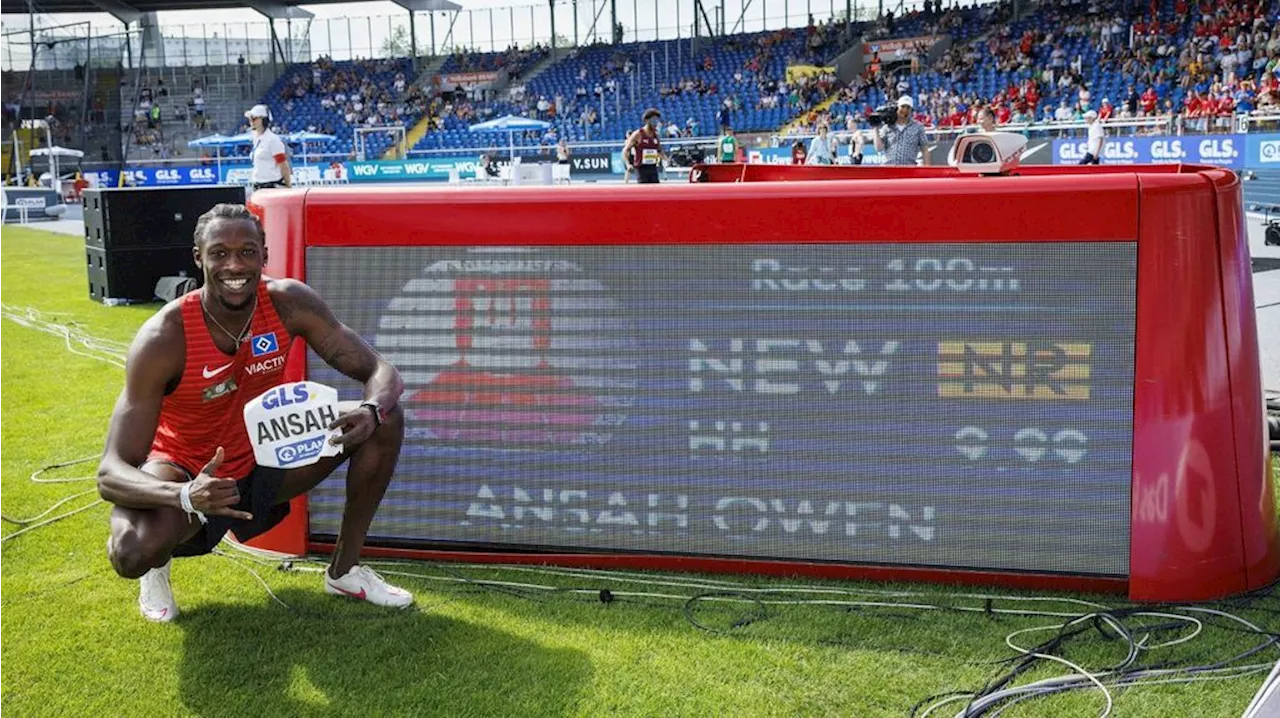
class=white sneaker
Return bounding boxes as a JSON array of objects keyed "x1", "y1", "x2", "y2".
[
  {"x1": 324, "y1": 565, "x2": 414, "y2": 608},
  {"x1": 139, "y1": 560, "x2": 178, "y2": 622}
]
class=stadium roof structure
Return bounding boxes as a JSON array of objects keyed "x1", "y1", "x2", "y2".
[{"x1": 0, "y1": 0, "x2": 460, "y2": 22}]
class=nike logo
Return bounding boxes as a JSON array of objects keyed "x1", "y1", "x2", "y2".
[
  {"x1": 202, "y1": 362, "x2": 234, "y2": 379},
  {"x1": 332, "y1": 586, "x2": 367, "y2": 600}
]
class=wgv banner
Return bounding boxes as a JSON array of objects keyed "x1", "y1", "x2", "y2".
[
  {"x1": 346, "y1": 157, "x2": 481, "y2": 182},
  {"x1": 1053, "y1": 132, "x2": 1280, "y2": 169},
  {"x1": 345, "y1": 155, "x2": 627, "y2": 182}
]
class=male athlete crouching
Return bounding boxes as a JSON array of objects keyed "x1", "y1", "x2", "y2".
[{"x1": 98, "y1": 203, "x2": 411, "y2": 621}]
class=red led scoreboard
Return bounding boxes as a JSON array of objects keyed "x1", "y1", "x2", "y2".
[{"x1": 247, "y1": 163, "x2": 1277, "y2": 602}]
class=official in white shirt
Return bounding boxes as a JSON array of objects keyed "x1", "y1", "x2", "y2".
[
  {"x1": 245, "y1": 104, "x2": 292, "y2": 190},
  {"x1": 1080, "y1": 110, "x2": 1104, "y2": 165}
]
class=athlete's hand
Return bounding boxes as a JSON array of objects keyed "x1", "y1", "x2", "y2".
[
  {"x1": 328, "y1": 408, "x2": 377, "y2": 449},
  {"x1": 188, "y1": 446, "x2": 253, "y2": 520}
]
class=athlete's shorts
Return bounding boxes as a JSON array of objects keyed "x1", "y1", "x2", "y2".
[
  {"x1": 158, "y1": 463, "x2": 291, "y2": 557},
  {"x1": 636, "y1": 166, "x2": 660, "y2": 184}
]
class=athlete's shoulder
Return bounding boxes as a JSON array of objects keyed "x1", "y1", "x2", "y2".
[
  {"x1": 134, "y1": 296, "x2": 187, "y2": 348},
  {"x1": 265, "y1": 276, "x2": 320, "y2": 304},
  {"x1": 126, "y1": 297, "x2": 186, "y2": 378},
  {"x1": 265, "y1": 277, "x2": 330, "y2": 331}
]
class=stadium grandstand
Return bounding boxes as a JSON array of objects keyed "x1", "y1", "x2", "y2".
[{"x1": 1, "y1": 0, "x2": 1277, "y2": 196}]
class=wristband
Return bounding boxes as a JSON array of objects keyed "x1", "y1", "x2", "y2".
[
  {"x1": 179, "y1": 482, "x2": 208, "y2": 525},
  {"x1": 361, "y1": 401, "x2": 386, "y2": 427}
]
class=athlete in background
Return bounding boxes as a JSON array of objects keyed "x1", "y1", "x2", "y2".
[
  {"x1": 623, "y1": 108, "x2": 666, "y2": 184},
  {"x1": 791, "y1": 140, "x2": 807, "y2": 165},
  {"x1": 98, "y1": 203, "x2": 411, "y2": 621},
  {"x1": 717, "y1": 125, "x2": 738, "y2": 163}
]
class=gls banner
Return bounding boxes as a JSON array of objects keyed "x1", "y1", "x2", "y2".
[
  {"x1": 1052, "y1": 133, "x2": 1261, "y2": 169},
  {"x1": 118, "y1": 165, "x2": 221, "y2": 186},
  {"x1": 82, "y1": 169, "x2": 120, "y2": 188}
]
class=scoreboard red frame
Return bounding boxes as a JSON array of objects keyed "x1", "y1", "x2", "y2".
[{"x1": 247, "y1": 163, "x2": 1277, "y2": 602}]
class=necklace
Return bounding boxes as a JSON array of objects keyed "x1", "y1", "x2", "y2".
[{"x1": 201, "y1": 292, "x2": 257, "y2": 346}]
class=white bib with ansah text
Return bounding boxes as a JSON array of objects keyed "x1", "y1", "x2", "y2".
[{"x1": 243, "y1": 381, "x2": 345, "y2": 468}]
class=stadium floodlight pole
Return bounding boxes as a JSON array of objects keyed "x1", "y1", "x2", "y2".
[
  {"x1": 395, "y1": 0, "x2": 459, "y2": 59},
  {"x1": 410, "y1": 13, "x2": 418, "y2": 70}
]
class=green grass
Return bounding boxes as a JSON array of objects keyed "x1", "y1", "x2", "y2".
[{"x1": 3, "y1": 225, "x2": 1278, "y2": 717}]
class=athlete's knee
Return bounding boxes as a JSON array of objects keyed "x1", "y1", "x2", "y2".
[
  {"x1": 108, "y1": 526, "x2": 171, "y2": 579},
  {"x1": 109, "y1": 530, "x2": 152, "y2": 578}
]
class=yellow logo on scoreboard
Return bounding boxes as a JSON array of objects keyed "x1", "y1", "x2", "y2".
[{"x1": 936, "y1": 341, "x2": 1091, "y2": 400}]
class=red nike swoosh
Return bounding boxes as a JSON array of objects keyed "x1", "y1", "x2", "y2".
[{"x1": 333, "y1": 586, "x2": 367, "y2": 600}]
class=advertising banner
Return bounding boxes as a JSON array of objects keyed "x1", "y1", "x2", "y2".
[
  {"x1": 530, "y1": 151, "x2": 617, "y2": 176},
  {"x1": 785, "y1": 65, "x2": 837, "y2": 83},
  {"x1": 1052, "y1": 134, "x2": 1248, "y2": 169},
  {"x1": 82, "y1": 169, "x2": 120, "y2": 188},
  {"x1": 118, "y1": 165, "x2": 221, "y2": 187},
  {"x1": 1246, "y1": 132, "x2": 1280, "y2": 167},
  {"x1": 864, "y1": 35, "x2": 938, "y2": 63},
  {"x1": 345, "y1": 157, "x2": 481, "y2": 182},
  {"x1": 748, "y1": 145, "x2": 888, "y2": 165},
  {"x1": 439, "y1": 71, "x2": 499, "y2": 86}
]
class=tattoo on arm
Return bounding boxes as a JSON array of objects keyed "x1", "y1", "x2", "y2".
[
  {"x1": 277, "y1": 279, "x2": 378, "y2": 383},
  {"x1": 315, "y1": 326, "x2": 377, "y2": 382}
]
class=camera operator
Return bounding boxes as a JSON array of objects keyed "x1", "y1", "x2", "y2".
[{"x1": 873, "y1": 96, "x2": 931, "y2": 166}]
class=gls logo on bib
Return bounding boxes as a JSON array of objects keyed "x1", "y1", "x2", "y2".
[{"x1": 243, "y1": 381, "x2": 344, "y2": 468}]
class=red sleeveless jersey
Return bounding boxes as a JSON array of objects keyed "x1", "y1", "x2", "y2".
[
  {"x1": 630, "y1": 129, "x2": 662, "y2": 167},
  {"x1": 149, "y1": 281, "x2": 293, "y2": 478}
]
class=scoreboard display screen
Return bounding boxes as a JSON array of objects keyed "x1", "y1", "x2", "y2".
[{"x1": 306, "y1": 243, "x2": 1137, "y2": 576}]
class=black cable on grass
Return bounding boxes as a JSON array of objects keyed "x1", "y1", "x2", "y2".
[
  {"x1": 683, "y1": 592, "x2": 768, "y2": 635},
  {"x1": 951, "y1": 613, "x2": 1140, "y2": 718},
  {"x1": 215, "y1": 552, "x2": 1280, "y2": 716},
  {"x1": 952, "y1": 600, "x2": 1280, "y2": 717}
]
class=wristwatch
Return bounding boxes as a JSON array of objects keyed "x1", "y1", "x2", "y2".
[{"x1": 360, "y1": 401, "x2": 386, "y2": 427}]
